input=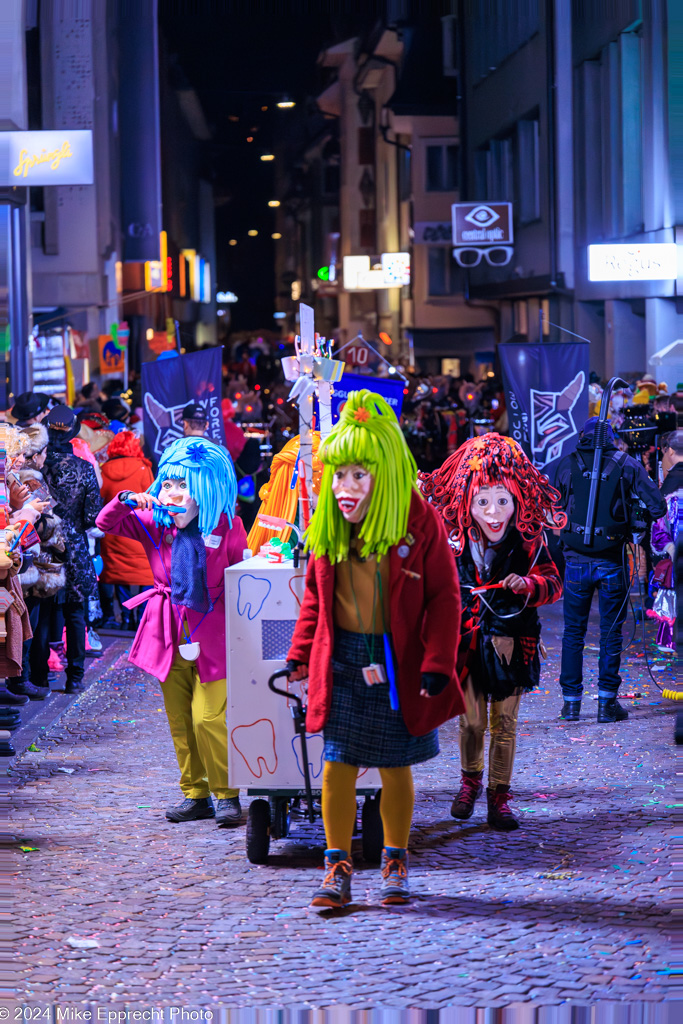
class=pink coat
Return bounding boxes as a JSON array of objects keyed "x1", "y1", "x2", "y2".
[{"x1": 96, "y1": 495, "x2": 247, "y2": 684}]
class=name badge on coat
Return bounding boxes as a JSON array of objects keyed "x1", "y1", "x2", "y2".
[{"x1": 204, "y1": 534, "x2": 221, "y2": 549}]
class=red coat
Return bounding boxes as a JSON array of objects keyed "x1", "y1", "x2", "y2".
[
  {"x1": 100, "y1": 456, "x2": 155, "y2": 586},
  {"x1": 288, "y1": 492, "x2": 464, "y2": 736}
]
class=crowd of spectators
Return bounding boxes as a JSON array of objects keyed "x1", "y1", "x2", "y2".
[{"x1": 0, "y1": 345, "x2": 680, "y2": 715}]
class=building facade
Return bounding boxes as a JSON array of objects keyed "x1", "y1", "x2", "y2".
[
  {"x1": 0, "y1": 0, "x2": 218, "y2": 401},
  {"x1": 459, "y1": 0, "x2": 683, "y2": 391}
]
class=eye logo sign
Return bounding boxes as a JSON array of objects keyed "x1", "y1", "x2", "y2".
[
  {"x1": 464, "y1": 205, "x2": 500, "y2": 229},
  {"x1": 452, "y1": 201, "x2": 514, "y2": 247}
]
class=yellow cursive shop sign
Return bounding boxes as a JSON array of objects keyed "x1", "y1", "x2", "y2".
[
  {"x1": 13, "y1": 140, "x2": 73, "y2": 179},
  {"x1": 0, "y1": 130, "x2": 93, "y2": 186}
]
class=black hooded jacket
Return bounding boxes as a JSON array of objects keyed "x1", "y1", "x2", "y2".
[{"x1": 554, "y1": 437, "x2": 666, "y2": 561}]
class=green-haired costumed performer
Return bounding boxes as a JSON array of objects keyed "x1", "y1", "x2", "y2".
[{"x1": 287, "y1": 390, "x2": 464, "y2": 908}]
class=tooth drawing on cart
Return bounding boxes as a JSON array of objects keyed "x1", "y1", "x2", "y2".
[{"x1": 226, "y1": 555, "x2": 380, "y2": 791}]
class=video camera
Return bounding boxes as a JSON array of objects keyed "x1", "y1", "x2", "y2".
[{"x1": 617, "y1": 406, "x2": 657, "y2": 455}]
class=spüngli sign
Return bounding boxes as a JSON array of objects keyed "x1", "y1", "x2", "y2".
[{"x1": 0, "y1": 130, "x2": 94, "y2": 186}]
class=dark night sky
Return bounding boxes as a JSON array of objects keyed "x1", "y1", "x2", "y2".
[{"x1": 159, "y1": 2, "x2": 387, "y2": 332}]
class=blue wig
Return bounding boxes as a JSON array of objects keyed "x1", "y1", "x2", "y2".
[{"x1": 148, "y1": 437, "x2": 238, "y2": 535}]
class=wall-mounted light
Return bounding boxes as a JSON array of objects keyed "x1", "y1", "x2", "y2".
[
  {"x1": 260, "y1": 154, "x2": 275, "y2": 162},
  {"x1": 268, "y1": 200, "x2": 280, "y2": 208},
  {"x1": 277, "y1": 99, "x2": 295, "y2": 109},
  {"x1": 229, "y1": 239, "x2": 237, "y2": 246},
  {"x1": 271, "y1": 232, "x2": 282, "y2": 240},
  {"x1": 248, "y1": 229, "x2": 258, "y2": 237}
]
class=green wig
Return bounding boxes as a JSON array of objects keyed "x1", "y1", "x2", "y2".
[{"x1": 305, "y1": 389, "x2": 418, "y2": 563}]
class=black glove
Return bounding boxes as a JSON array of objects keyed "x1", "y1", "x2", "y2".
[
  {"x1": 421, "y1": 672, "x2": 449, "y2": 697},
  {"x1": 286, "y1": 659, "x2": 302, "y2": 676}
]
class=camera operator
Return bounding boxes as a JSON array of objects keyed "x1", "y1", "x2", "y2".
[{"x1": 554, "y1": 416, "x2": 666, "y2": 724}]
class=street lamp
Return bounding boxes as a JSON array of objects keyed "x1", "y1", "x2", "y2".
[
  {"x1": 268, "y1": 200, "x2": 280, "y2": 207},
  {"x1": 272, "y1": 232, "x2": 282, "y2": 239},
  {"x1": 247, "y1": 229, "x2": 258, "y2": 237},
  {"x1": 229, "y1": 239, "x2": 237, "y2": 246},
  {"x1": 277, "y1": 99, "x2": 295, "y2": 109},
  {"x1": 260, "y1": 154, "x2": 275, "y2": 162}
]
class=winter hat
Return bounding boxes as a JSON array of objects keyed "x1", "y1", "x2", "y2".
[{"x1": 21, "y1": 423, "x2": 49, "y2": 458}]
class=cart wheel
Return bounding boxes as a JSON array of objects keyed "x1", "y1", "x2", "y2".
[
  {"x1": 246, "y1": 799, "x2": 271, "y2": 864},
  {"x1": 361, "y1": 791, "x2": 384, "y2": 863},
  {"x1": 269, "y1": 796, "x2": 291, "y2": 840}
]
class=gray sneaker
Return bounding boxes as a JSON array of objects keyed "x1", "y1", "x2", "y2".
[
  {"x1": 311, "y1": 850, "x2": 353, "y2": 908},
  {"x1": 215, "y1": 797, "x2": 242, "y2": 825},
  {"x1": 380, "y1": 847, "x2": 410, "y2": 905},
  {"x1": 165, "y1": 797, "x2": 215, "y2": 822}
]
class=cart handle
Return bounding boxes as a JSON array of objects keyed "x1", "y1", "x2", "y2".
[
  {"x1": 267, "y1": 668, "x2": 315, "y2": 823},
  {"x1": 268, "y1": 669, "x2": 304, "y2": 712}
]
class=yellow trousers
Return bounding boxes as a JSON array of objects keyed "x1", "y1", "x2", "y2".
[
  {"x1": 321, "y1": 760, "x2": 414, "y2": 854},
  {"x1": 460, "y1": 675, "x2": 521, "y2": 787},
  {"x1": 162, "y1": 654, "x2": 238, "y2": 800}
]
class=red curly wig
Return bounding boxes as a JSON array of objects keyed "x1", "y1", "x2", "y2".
[
  {"x1": 419, "y1": 433, "x2": 567, "y2": 553},
  {"x1": 106, "y1": 430, "x2": 147, "y2": 461}
]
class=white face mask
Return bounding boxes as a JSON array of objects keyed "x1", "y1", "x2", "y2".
[
  {"x1": 470, "y1": 485, "x2": 515, "y2": 542},
  {"x1": 172, "y1": 497, "x2": 199, "y2": 530},
  {"x1": 331, "y1": 464, "x2": 375, "y2": 523},
  {"x1": 159, "y1": 478, "x2": 199, "y2": 529}
]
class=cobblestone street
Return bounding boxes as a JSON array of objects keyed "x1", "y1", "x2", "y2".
[{"x1": 11, "y1": 601, "x2": 678, "y2": 1012}]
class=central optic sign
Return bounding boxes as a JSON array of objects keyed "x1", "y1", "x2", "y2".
[
  {"x1": 343, "y1": 253, "x2": 410, "y2": 290},
  {"x1": 0, "y1": 130, "x2": 94, "y2": 185},
  {"x1": 587, "y1": 243, "x2": 678, "y2": 281},
  {"x1": 452, "y1": 202, "x2": 513, "y2": 246}
]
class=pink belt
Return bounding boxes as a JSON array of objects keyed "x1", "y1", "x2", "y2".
[{"x1": 123, "y1": 583, "x2": 224, "y2": 648}]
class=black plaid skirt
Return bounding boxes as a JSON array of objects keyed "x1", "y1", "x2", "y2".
[{"x1": 323, "y1": 628, "x2": 439, "y2": 768}]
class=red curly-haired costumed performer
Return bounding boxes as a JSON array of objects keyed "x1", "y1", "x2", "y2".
[{"x1": 420, "y1": 434, "x2": 566, "y2": 830}]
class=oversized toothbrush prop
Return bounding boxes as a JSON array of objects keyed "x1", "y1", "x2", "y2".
[{"x1": 280, "y1": 303, "x2": 345, "y2": 535}]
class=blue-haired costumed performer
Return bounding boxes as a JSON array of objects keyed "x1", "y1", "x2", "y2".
[{"x1": 96, "y1": 437, "x2": 248, "y2": 826}]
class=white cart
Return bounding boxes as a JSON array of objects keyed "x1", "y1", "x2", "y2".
[{"x1": 225, "y1": 555, "x2": 383, "y2": 863}]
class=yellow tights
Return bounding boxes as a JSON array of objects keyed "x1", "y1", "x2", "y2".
[{"x1": 321, "y1": 760, "x2": 414, "y2": 854}]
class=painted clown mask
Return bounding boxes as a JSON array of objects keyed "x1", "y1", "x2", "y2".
[
  {"x1": 470, "y1": 484, "x2": 515, "y2": 542},
  {"x1": 159, "y1": 477, "x2": 199, "y2": 529},
  {"x1": 331, "y1": 464, "x2": 375, "y2": 523}
]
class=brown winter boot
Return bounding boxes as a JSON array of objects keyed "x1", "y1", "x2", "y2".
[
  {"x1": 486, "y1": 785, "x2": 520, "y2": 831},
  {"x1": 450, "y1": 770, "x2": 484, "y2": 820}
]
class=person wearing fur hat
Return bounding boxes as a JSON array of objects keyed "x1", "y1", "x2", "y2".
[
  {"x1": 287, "y1": 390, "x2": 463, "y2": 908},
  {"x1": 6, "y1": 425, "x2": 67, "y2": 700},
  {"x1": 420, "y1": 434, "x2": 565, "y2": 831}
]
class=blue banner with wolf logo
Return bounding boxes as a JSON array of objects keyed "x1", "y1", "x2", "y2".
[
  {"x1": 498, "y1": 342, "x2": 589, "y2": 482},
  {"x1": 141, "y1": 348, "x2": 226, "y2": 462}
]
